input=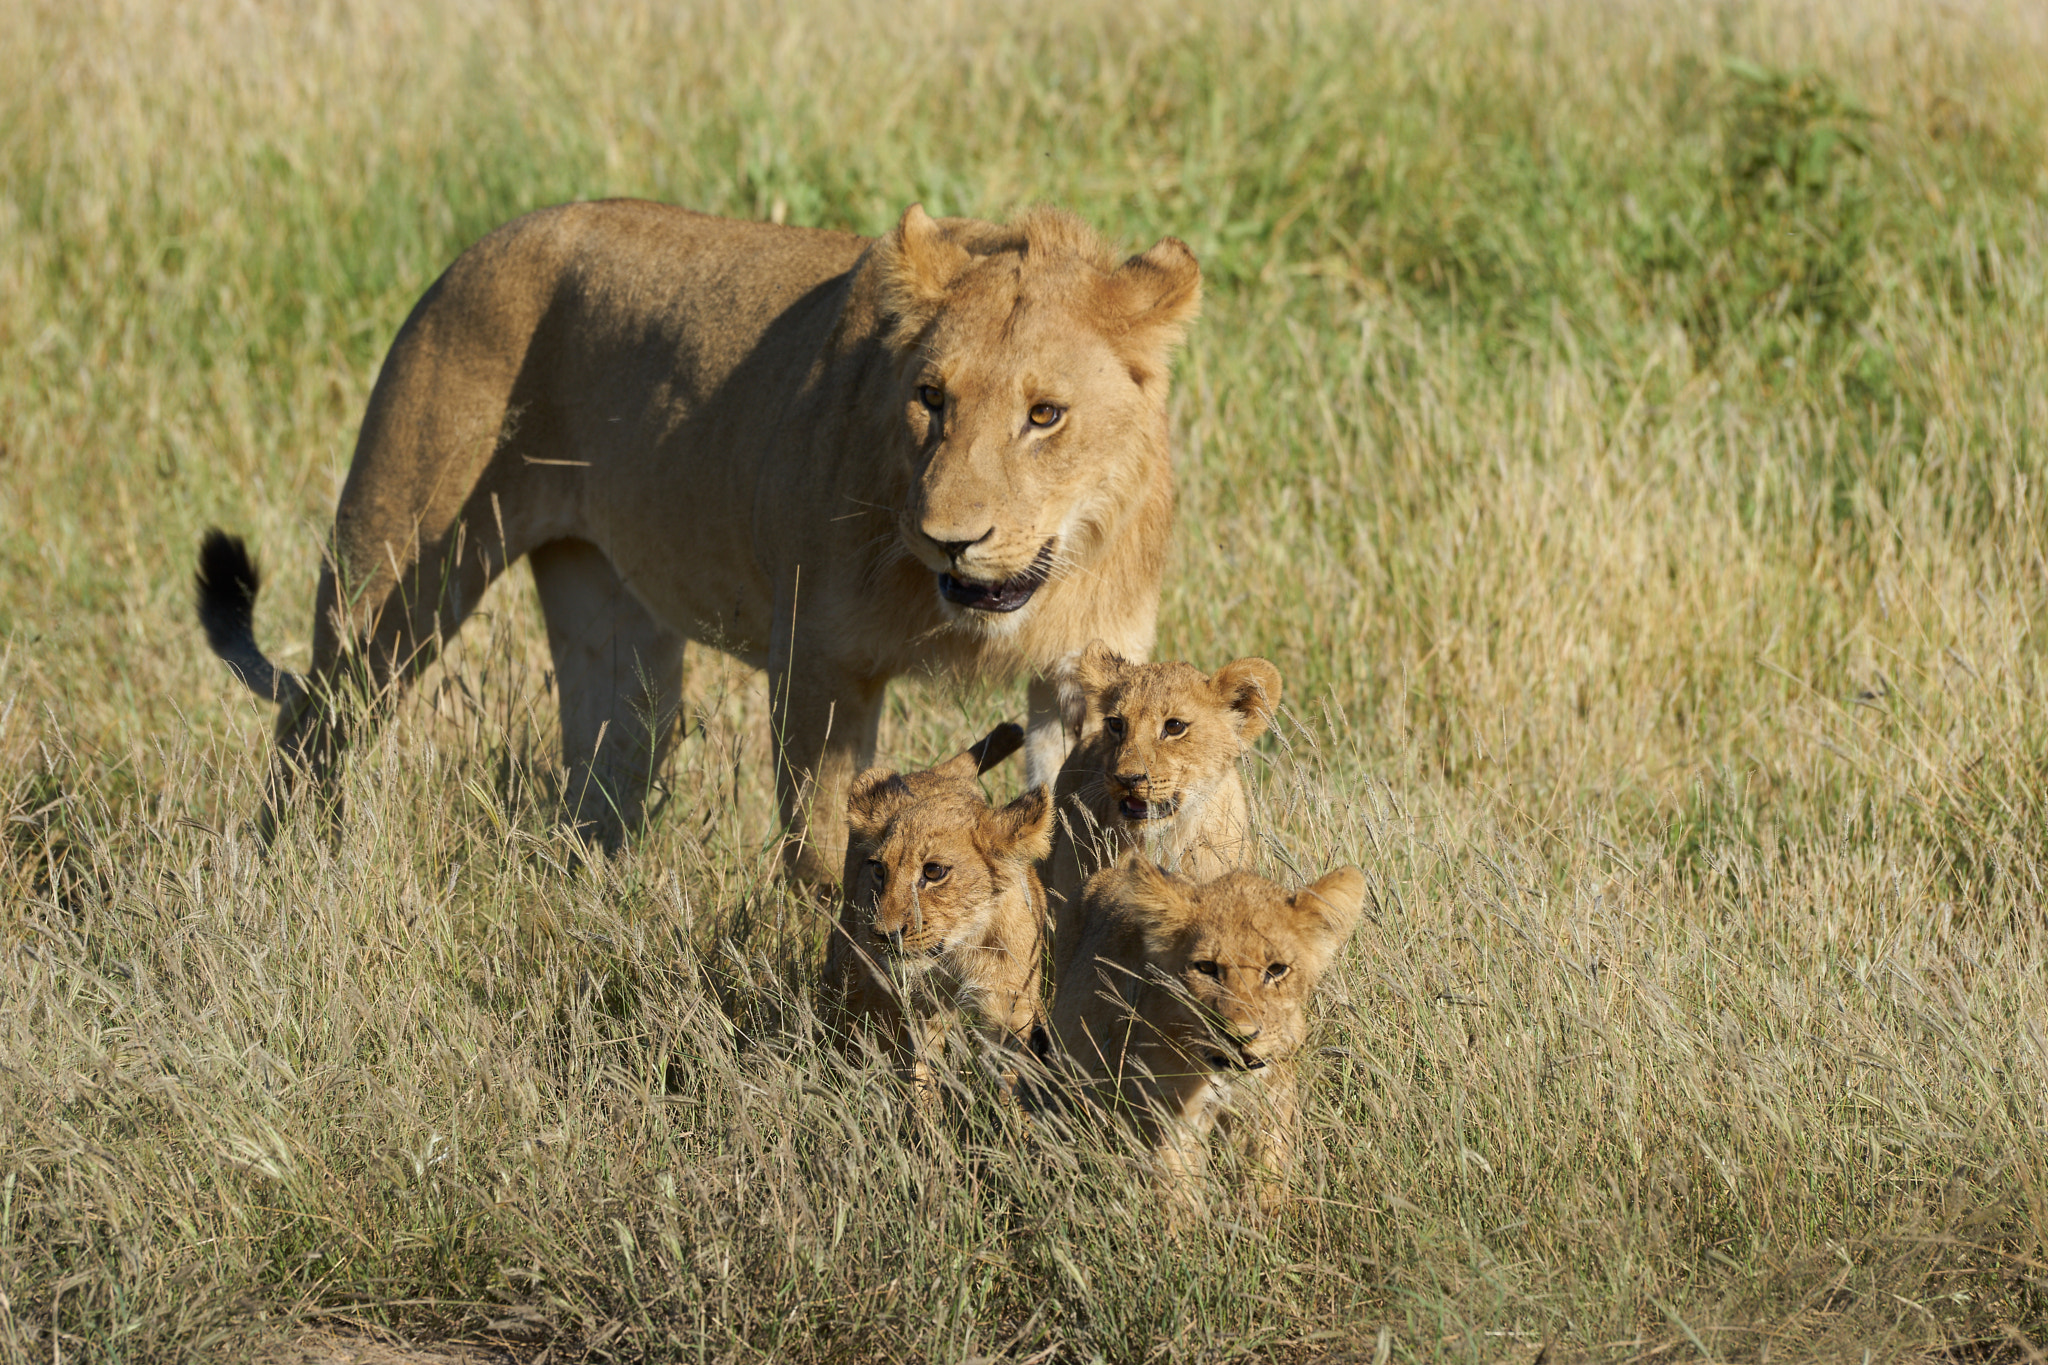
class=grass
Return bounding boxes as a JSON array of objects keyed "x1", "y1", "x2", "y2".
[{"x1": 4, "y1": 0, "x2": 2048, "y2": 1359}]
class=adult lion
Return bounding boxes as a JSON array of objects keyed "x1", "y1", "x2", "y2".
[{"x1": 195, "y1": 200, "x2": 1199, "y2": 880}]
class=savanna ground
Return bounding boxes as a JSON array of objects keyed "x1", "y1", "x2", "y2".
[{"x1": 4, "y1": 0, "x2": 2048, "y2": 1360}]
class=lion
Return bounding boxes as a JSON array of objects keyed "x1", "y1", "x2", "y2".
[
  {"x1": 1045, "y1": 640, "x2": 1283, "y2": 982},
  {"x1": 1039, "y1": 857, "x2": 1364, "y2": 1211},
  {"x1": 821, "y1": 722, "x2": 1051, "y2": 1112},
  {"x1": 193, "y1": 200, "x2": 1199, "y2": 880}
]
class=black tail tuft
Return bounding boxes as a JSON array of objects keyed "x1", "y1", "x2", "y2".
[
  {"x1": 195, "y1": 528, "x2": 303, "y2": 705},
  {"x1": 195, "y1": 528, "x2": 262, "y2": 655},
  {"x1": 971, "y1": 721, "x2": 1026, "y2": 775}
]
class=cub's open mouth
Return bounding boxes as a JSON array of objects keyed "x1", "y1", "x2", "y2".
[
  {"x1": 878, "y1": 937, "x2": 947, "y2": 962},
  {"x1": 939, "y1": 540, "x2": 1056, "y2": 613},
  {"x1": 1204, "y1": 1050, "x2": 1268, "y2": 1073},
  {"x1": 1118, "y1": 795, "x2": 1180, "y2": 823}
]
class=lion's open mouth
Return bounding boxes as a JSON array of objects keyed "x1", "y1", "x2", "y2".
[
  {"x1": 1205, "y1": 1049, "x2": 1268, "y2": 1072},
  {"x1": 879, "y1": 937, "x2": 946, "y2": 963},
  {"x1": 938, "y1": 541, "x2": 1055, "y2": 613},
  {"x1": 1118, "y1": 795, "x2": 1179, "y2": 823}
]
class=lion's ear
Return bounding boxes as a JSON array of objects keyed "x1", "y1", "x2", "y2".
[
  {"x1": 845, "y1": 766, "x2": 910, "y2": 844},
  {"x1": 1211, "y1": 656, "x2": 1283, "y2": 744},
  {"x1": 1066, "y1": 639, "x2": 1130, "y2": 712},
  {"x1": 1106, "y1": 237, "x2": 1202, "y2": 383},
  {"x1": 1289, "y1": 866, "x2": 1366, "y2": 965},
  {"x1": 1085, "y1": 855, "x2": 1196, "y2": 960},
  {"x1": 981, "y1": 784, "x2": 1053, "y2": 864},
  {"x1": 879, "y1": 203, "x2": 973, "y2": 317}
]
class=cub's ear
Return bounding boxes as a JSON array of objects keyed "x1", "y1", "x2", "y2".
[
  {"x1": 1104, "y1": 237, "x2": 1202, "y2": 385},
  {"x1": 1289, "y1": 866, "x2": 1367, "y2": 961},
  {"x1": 1066, "y1": 639, "x2": 1130, "y2": 711},
  {"x1": 980, "y1": 784, "x2": 1053, "y2": 864},
  {"x1": 1082, "y1": 855, "x2": 1197, "y2": 961},
  {"x1": 877, "y1": 203, "x2": 973, "y2": 318},
  {"x1": 845, "y1": 766, "x2": 911, "y2": 844},
  {"x1": 1211, "y1": 656, "x2": 1283, "y2": 744},
  {"x1": 929, "y1": 721, "x2": 1025, "y2": 782}
]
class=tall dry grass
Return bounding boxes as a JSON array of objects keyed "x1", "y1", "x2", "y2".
[{"x1": 3, "y1": 0, "x2": 2047, "y2": 1359}]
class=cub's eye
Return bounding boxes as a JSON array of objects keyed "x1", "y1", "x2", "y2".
[
  {"x1": 1162, "y1": 718, "x2": 1188, "y2": 738},
  {"x1": 917, "y1": 384, "x2": 945, "y2": 411},
  {"x1": 1192, "y1": 960, "x2": 1222, "y2": 979},
  {"x1": 866, "y1": 858, "x2": 887, "y2": 887},
  {"x1": 1028, "y1": 403, "x2": 1065, "y2": 428},
  {"x1": 1103, "y1": 716, "x2": 1126, "y2": 739},
  {"x1": 920, "y1": 862, "x2": 950, "y2": 885},
  {"x1": 1265, "y1": 962, "x2": 1291, "y2": 983}
]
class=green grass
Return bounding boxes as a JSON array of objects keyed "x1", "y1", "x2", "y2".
[{"x1": 4, "y1": 0, "x2": 2048, "y2": 1359}]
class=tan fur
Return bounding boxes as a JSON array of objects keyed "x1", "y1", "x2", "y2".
[
  {"x1": 1046, "y1": 641, "x2": 1283, "y2": 981},
  {"x1": 1044, "y1": 859, "x2": 1364, "y2": 1211},
  {"x1": 822, "y1": 725, "x2": 1052, "y2": 1110},
  {"x1": 199, "y1": 202, "x2": 1199, "y2": 879}
]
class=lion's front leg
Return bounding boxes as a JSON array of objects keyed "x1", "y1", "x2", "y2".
[
  {"x1": 768, "y1": 649, "x2": 885, "y2": 887},
  {"x1": 1024, "y1": 674, "x2": 1075, "y2": 792},
  {"x1": 532, "y1": 538, "x2": 685, "y2": 851},
  {"x1": 1235, "y1": 1063, "x2": 1301, "y2": 1214},
  {"x1": 1144, "y1": 1072, "x2": 1223, "y2": 1217},
  {"x1": 1150, "y1": 1118, "x2": 1212, "y2": 1219}
]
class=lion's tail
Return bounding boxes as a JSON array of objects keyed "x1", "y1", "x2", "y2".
[{"x1": 195, "y1": 529, "x2": 308, "y2": 709}]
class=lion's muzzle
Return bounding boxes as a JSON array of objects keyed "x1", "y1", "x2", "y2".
[
  {"x1": 1116, "y1": 793, "x2": 1180, "y2": 823},
  {"x1": 877, "y1": 925, "x2": 947, "y2": 963},
  {"x1": 937, "y1": 540, "x2": 1056, "y2": 613}
]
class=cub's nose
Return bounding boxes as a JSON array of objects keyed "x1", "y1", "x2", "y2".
[
  {"x1": 926, "y1": 527, "x2": 994, "y2": 563},
  {"x1": 881, "y1": 927, "x2": 905, "y2": 953},
  {"x1": 1113, "y1": 770, "x2": 1148, "y2": 791}
]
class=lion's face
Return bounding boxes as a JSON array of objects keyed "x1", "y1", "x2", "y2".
[
  {"x1": 1108, "y1": 864, "x2": 1365, "y2": 1073},
  {"x1": 843, "y1": 766, "x2": 1051, "y2": 971},
  {"x1": 873, "y1": 207, "x2": 1201, "y2": 626},
  {"x1": 1068, "y1": 643, "x2": 1282, "y2": 829}
]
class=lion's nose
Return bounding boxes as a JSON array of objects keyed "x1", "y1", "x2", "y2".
[
  {"x1": 1231, "y1": 1023, "x2": 1262, "y2": 1044},
  {"x1": 881, "y1": 927, "x2": 905, "y2": 952},
  {"x1": 1114, "y1": 771, "x2": 1148, "y2": 790},
  {"x1": 927, "y1": 527, "x2": 994, "y2": 562}
]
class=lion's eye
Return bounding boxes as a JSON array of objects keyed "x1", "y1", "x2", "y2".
[
  {"x1": 1028, "y1": 403, "x2": 1064, "y2": 428},
  {"x1": 1192, "y1": 960, "x2": 1221, "y2": 979},
  {"x1": 917, "y1": 384, "x2": 945, "y2": 411},
  {"x1": 920, "y1": 862, "x2": 950, "y2": 885},
  {"x1": 1265, "y1": 962, "x2": 1290, "y2": 983},
  {"x1": 866, "y1": 858, "x2": 887, "y2": 887},
  {"x1": 1162, "y1": 718, "x2": 1188, "y2": 738},
  {"x1": 1103, "y1": 716, "x2": 1126, "y2": 739}
]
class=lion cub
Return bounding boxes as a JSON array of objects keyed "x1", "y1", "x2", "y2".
[
  {"x1": 822, "y1": 723, "x2": 1052, "y2": 1108},
  {"x1": 1042, "y1": 857, "x2": 1364, "y2": 1210},
  {"x1": 1046, "y1": 641, "x2": 1283, "y2": 982}
]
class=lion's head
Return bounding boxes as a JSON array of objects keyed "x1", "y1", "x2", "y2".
[
  {"x1": 869, "y1": 205, "x2": 1200, "y2": 638},
  {"x1": 1066, "y1": 641, "x2": 1282, "y2": 830},
  {"x1": 841, "y1": 724, "x2": 1052, "y2": 971},
  {"x1": 1083, "y1": 860, "x2": 1364, "y2": 1073}
]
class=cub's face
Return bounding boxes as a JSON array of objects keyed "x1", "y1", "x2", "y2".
[
  {"x1": 844, "y1": 773, "x2": 1051, "y2": 970},
  {"x1": 874, "y1": 206, "x2": 1200, "y2": 622},
  {"x1": 1068, "y1": 643, "x2": 1283, "y2": 827},
  {"x1": 1108, "y1": 864, "x2": 1365, "y2": 1073},
  {"x1": 854, "y1": 795, "x2": 1005, "y2": 962}
]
